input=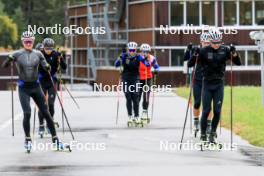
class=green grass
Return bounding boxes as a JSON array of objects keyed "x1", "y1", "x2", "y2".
[{"x1": 176, "y1": 86, "x2": 264, "y2": 147}]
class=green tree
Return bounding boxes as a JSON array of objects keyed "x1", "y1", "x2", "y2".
[{"x1": 0, "y1": 15, "x2": 18, "y2": 48}]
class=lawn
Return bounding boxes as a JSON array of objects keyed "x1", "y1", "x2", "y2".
[{"x1": 176, "y1": 86, "x2": 264, "y2": 147}]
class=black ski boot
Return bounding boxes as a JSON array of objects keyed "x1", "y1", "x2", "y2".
[
  {"x1": 52, "y1": 136, "x2": 71, "y2": 152},
  {"x1": 209, "y1": 132, "x2": 217, "y2": 144},
  {"x1": 194, "y1": 118, "x2": 199, "y2": 138},
  {"x1": 38, "y1": 125, "x2": 45, "y2": 138},
  {"x1": 24, "y1": 137, "x2": 32, "y2": 153}
]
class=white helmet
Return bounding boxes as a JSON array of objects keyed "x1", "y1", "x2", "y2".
[
  {"x1": 140, "y1": 43, "x2": 151, "y2": 52},
  {"x1": 200, "y1": 32, "x2": 210, "y2": 42},
  {"x1": 21, "y1": 31, "x2": 35, "y2": 41},
  {"x1": 208, "y1": 28, "x2": 222, "y2": 42},
  {"x1": 127, "y1": 42, "x2": 138, "y2": 50}
]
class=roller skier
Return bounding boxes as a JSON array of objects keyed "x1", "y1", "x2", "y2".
[
  {"x1": 184, "y1": 32, "x2": 213, "y2": 137},
  {"x1": 115, "y1": 42, "x2": 145, "y2": 127},
  {"x1": 191, "y1": 28, "x2": 241, "y2": 147},
  {"x1": 37, "y1": 38, "x2": 67, "y2": 138},
  {"x1": 138, "y1": 43, "x2": 159, "y2": 124},
  {"x1": 1, "y1": 31, "x2": 69, "y2": 153}
]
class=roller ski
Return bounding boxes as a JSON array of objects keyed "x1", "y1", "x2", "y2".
[
  {"x1": 127, "y1": 116, "x2": 144, "y2": 128},
  {"x1": 52, "y1": 137, "x2": 72, "y2": 152},
  {"x1": 141, "y1": 110, "x2": 150, "y2": 124},
  {"x1": 24, "y1": 138, "x2": 32, "y2": 153},
  {"x1": 38, "y1": 125, "x2": 45, "y2": 138},
  {"x1": 199, "y1": 133, "x2": 223, "y2": 151},
  {"x1": 193, "y1": 119, "x2": 199, "y2": 138}
]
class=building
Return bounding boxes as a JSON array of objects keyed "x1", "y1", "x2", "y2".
[{"x1": 67, "y1": 0, "x2": 264, "y2": 86}]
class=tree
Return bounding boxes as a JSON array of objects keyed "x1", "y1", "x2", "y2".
[{"x1": 0, "y1": 15, "x2": 18, "y2": 48}]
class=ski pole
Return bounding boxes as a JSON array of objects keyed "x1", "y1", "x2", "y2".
[
  {"x1": 180, "y1": 55, "x2": 198, "y2": 150},
  {"x1": 115, "y1": 77, "x2": 121, "y2": 125},
  {"x1": 32, "y1": 106, "x2": 36, "y2": 138},
  {"x1": 49, "y1": 72, "x2": 75, "y2": 140},
  {"x1": 189, "y1": 70, "x2": 193, "y2": 134},
  {"x1": 63, "y1": 83, "x2": 80, "y2": 109},
  {"x1": 59, "y1": 80, "x2": 65, "y2": 135},
  {"x1": 151, "y1": 74, "x2": 156, "y2": 121},
  {"x1": 230, "y1": 53, "x2": 233, "y2": 150},
  {"x1": 11, "y1": 62, "x2": 14, "y2": 136}
]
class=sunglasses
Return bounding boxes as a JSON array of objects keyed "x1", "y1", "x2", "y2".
[
  {"x1": 211, "y1": 41, "x2": 221, "y2": 44},
  {"x1": 44, "y1": 47, "x2": 53, "y2": 51},
  {"x1": 23, "y1": 40, "x2": 33, "y2": 45},
  {"x1": 129, "y1": 49, "x2": 136, "y2": 52}
]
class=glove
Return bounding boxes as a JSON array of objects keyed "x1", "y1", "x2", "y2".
[
  {"x1": 8, "y1": 55, "x2": 15, "y2": 61},
  {"x1": 187, "y1": 43, "x2": 193, "y2": 50},
  {"x1": 193, "y1": 46, "x2": 200, "y2": 55},
  {"x1": 153, "y1": 70, "x2": 158, "y2": 75},
  {"x1": 230, "y1": 44, "x2": 236, "y2": 53},
  {"x1": 45, "y1": 64, "x2": 51, "y2": 72}
]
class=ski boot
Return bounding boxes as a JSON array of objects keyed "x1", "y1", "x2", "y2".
[
  {"x1": 199, "y1": 134, "x2": 208, "y2": 151},
  {"x1": 52, "y1": 137, "x2": 72, "y2": 152},
  {"x1": 38, "y1": 125, "x2": 45, "y2": 138},
  {"x1": 135, "y1": 117, "x2": 144, "y2": 128},
  {"x1": 127, "y1": 116, "x2": 135, "y2": 128},
  {"x1": 208, "y1": 132, "x2": 222, "y2": 150},
  {"x1": 141, "y1": 110, "x2": 150, "y2": 124},
  {"x1": 24, "y1": 137, "x2": 32, "y2": 153},
  {"x1": 193, "y1": 119, "x2": 199, "y2": 138}
]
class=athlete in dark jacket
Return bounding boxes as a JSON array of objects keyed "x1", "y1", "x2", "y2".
[
  {"x1": 115, "y1": 42, "x2": 144, "y2": 124},
  {"x1": 37, "y1": 38, "x2": 67, "y2": 136},
  {"x1": 191, "y1": 29, "x2": 241, "y2": 143}
]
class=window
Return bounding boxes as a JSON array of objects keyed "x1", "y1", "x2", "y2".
[
  {"x1": 237, "y1": 51, "x2": 245, "y2": 66},
  {"x1": 187, "y1": 1, "x2": 199, "y2": 26},
  {"x1": 202, "y1": 1, "x2": 215, "y2": 25},
  {"x1": 171, "y1": 49, "x2": 184, "y2": 66},
  {"x1": 248, "y1": 51, "x2": 260, "y2": 66},
  {"x1": 239, "y1": 1, "x2": 252, "y2": 25},
  {"x1": 223, "y1": 1, "x2": 237, "y2": 25},
  {"x1": 170, "y1": 1, "x2": 184, "y2": 26},
  {"x1": 255, "y1": 1, "x2": 264, "y2": 25}
]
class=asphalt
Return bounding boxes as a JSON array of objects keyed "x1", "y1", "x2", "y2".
[{"x1": 0, "y1": 89, "x2": 263, "y2": 176}]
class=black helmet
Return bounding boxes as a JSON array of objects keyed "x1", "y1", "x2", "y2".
[
  {"x1": 43, "y1": 38, "x2": 55, "y2": 48},
  {"x1": 35, "y1": 43, "x2": 44, "y2": 50}
]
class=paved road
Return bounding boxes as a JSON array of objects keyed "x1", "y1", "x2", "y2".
[{"x1": 0, "y1": 89, "x2": 263, "y2": 176}]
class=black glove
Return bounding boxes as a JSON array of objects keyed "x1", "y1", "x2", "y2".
[
  {"x1": 230, "y1": 44, "x2": 236, "y2": 53},
  {"x1": 193, "y1": 46, "x2": 200, "y2": 55},
  {"x1": 153, "y1": 70, "x2": 158, "y2": 75},
  {"x1": 187, "y1": 43, "x2": 193, "y2": 50}
]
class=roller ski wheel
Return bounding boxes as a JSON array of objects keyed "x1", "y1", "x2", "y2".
[
  {"x1": 127, "y1": 118, "x2": 135, "y2": 128},
  {"x1": 141, "y1": 118, "x2": 151, "y2": 124},
  {"x1": 136, "y1": 121, "x2": 144, "y2": 128},
  {"x1": 24, "y1": 138, "x2": 32, "y2": 154},
  {"x1": 200, "y1": 142, "x2": 223, "y2": 151}
]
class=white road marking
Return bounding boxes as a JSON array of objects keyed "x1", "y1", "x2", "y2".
[{"x1": 0, "y1": 113, "x2": 23, "y2": 131}]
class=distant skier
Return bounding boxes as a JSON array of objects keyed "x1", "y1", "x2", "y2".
[
  {"x1": 37, "y1": 38, "x2": 67, "y2": 137},
  {"x1": 139, "y1": 43, "x2": 159, "y2": 123},
  {"x1": 115, "y1": 42, "x2": 144, "y2": 127},
  {"x1": 1, "y1": 31, "x2": 64, "y2": 152},
  {"x1": 191, "y1": 28, "x2": 241, "y2": 143},
  {"x1": 184, "y1": 32, "x2": 213, "y2": 136}
]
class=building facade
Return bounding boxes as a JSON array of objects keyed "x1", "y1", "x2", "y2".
[{"x1": 67, "y1": 0, "x2": 264, "y2": 86}]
